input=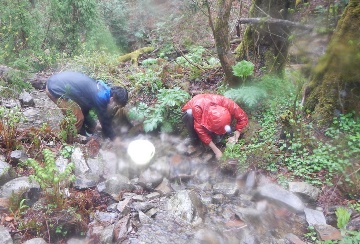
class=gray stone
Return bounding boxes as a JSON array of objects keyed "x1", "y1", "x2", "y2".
[
  {"x1": 139, "y1": 211, "x2": 153, "y2": 224},
  {"x1": 87, "y1": 157, "x2": 104, "y2": 176},
  {"x1": 167, "y1": 190, "x2": 206, "y2": 224},
  {"x1": 22, "y1": 238, "x2": 47, "y2": 244},
  {"x1": 314, "y1": 224, "x2": 341, "y2": 241},
  {"x1": 213, "y1": 182, "x2": 238, "y2": 197},
  {"x1": 245, "y1": 170, "x2": 256, "y2": 192},
  {"x1": 284, "y1": 233, "x2": 306, "y2": 244},
  {"x1": 0, "y1": 160, "x2": 15, "y2": 185},
  {"x1": 19, "y1": 91, "x2": 35, "y2": 107},
  {"x1": 98, "y1": 174, "x2": 134, "y2": 201},
  {"x1": 255, "y1": 183, "x2": 305, "y2": 213},
  {"x1": 66, "y1": 237, "x2": 88, "y2": 244},
  {"x1": 117, "y1": 197, "x2": 131, "y2": 215},
  {"x1": 288, "y1": 182, "x2": 321, "y2": 202},
  {"x1": 99, "y1": 149, "x2": 118, "y2": 177},
  {"x1": 212, "y1": 194, "x2": 225, "y2": 204},
  {"x1": 0, "y1": 225, "x2": 12, "y2": 244},
  {"x1": 139, "y1": 168, "x2": 163, "y2": 189},
  {"x1": 145, "y1": 207, "x2": 158, "y2": 218},
  {"x1": 55, "y1": 156, "x2": 69, "y2": 173},
  {"x1": 150, "y1": 156, "x2": 170, "y2": 177},
  {"x1": 73, "y1": 176, "x2": 98, "y2": 190},
  {"x1": 10, "y1": 150, "x2": 28, "y2": 164},
  {"x1": 71, "y1": 147, "x2": 90, "y2": 176},
  {"x1": 155, "y1": 178, "x2": 173, "y2": 196},
  {"x1": 304, "y1": 208, "x2": 327, "y2": 226},
  {"x1": 100, "y1": 224, "x2": 114, "y2": 244},
  {"x1": 146, "y1": 192, "x2": 160, "y2": 200},
  {"x1": 0, "y1": 176, "x2": 40, "y2": 198},
  {"x1": 94, "y1": 211, "x2": 119, "y2": 224}
]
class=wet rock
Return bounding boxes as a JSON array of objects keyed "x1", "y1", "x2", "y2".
[
  {"x1": 99, "y1": 149, "x2": 118, "y2": 177},
  {"x1": 348, "y1": 215, "x2": 360, "y2": 231},
  {"x1": 71, "y1": 147, "x2": 90, "y2": 175},
  {"x1": 304, "y1": 208, "x2": 326, "y2": 226},
  {"x1": 145, "y1": 207, "x2": 158, "y2": 218},
  {"x1": 3, "y1": 99, "x2": 19, "y2": 108},
  {"x1": 100, "y1": 224, "x2": 114, "y2": 244},
  {"x1": 22, "y1": 108, "x2": 39, "y2": 123},
  {"x1": 212, "y1": 194, "x2": 225, "y2": 204},
  {"x1": 117, "y1": 197, "x2": 131, "y2": 215},
  {"x1": 155, "y1": 178, "x2": 173, "y2": 196},
  {"x1": 132, "y1": 194, "x2": 145, "y2": 201},
  {"x1": 0, "y1": 198, "x2": 9, "y2": 211},
  {"x1": 284, "y1": 233, "x2": 306, "y2": 244},
  {"x1": 288, "y1": 182, "x2": 321, "y2": 202},
  {"x1": 0, "y1": 225, "x2": 12, "y2": 244},
  {"x1": 93, "y1": 211, "x2": 119, "y2": 224},
  {"x1": 22, "y1": 237, "x2": 47, "y2": 244},
  {"x1": 150, "y1": 156, "x2": 170, "y2": 177},
  {"x1": 55, "y1": 156, "x2": 69, "y2": 173},
  {"x1": 139, "y1": 168, "x2": 163, "y2": 189},
  {"x1": 0, "y1": 176, "x2": 40, "y2": 198},
  {"x1": 254, "y1": 183, "x2": 305, "y2": 213},
  {"x1": 66, "y1": 237, "x2": 88, "y2": 244},
  {"x1": 113, "y1": 214, "x2": 131, "y2": 243},
  {"x1": 73, "y1": 177, "x2": 98, "y2": 190},
  {"x1": 146, "y1": 192, "x2": 161, "y2": 200},
  {"x1": 10, "y1": 150, "x2": 28, "y2": 164},
  {"x1": 132, "y1": 201, "x2": 155, "y2": 212},
  {"x1": 175, "y1": 141, "x2": 188, "y2": 154},
  {"x1": 139, "y1": 211, "x2": 153, "y2": 224},
  {"x1": 87, "y1": 158, "x2": 105, "y2": 177},
  {"x1": 19, "y1": 91, "x2": 35, "y2": 107},
  {"x1": 0, "y1": 160, "x2": 15, "y2": 185},
  {"x1": 167, "y1": 190, "x2": 206, "y2": 225},
  {"x1": 97, "y1": 174, "x2": 135, "y2": 201},
  {"x1": 193, "y1": 228, "x2": 225, "y2": 244},
  {"x1": 213, "y1": 182, "x2": 238, "y2": 197},
  {"x1": 201, "y1": 152, "x2": 214, "y2": 163},
  {"x1": 245, "y1": 170, "x2": 257, "y2": 193},
  {"x1": 314, "y1": 224, "x2": 342, "y2": 241}
]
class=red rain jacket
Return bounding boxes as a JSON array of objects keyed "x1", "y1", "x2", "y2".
[{"x1": 182, "y1": 94, "x2": 248, "y2": 144}]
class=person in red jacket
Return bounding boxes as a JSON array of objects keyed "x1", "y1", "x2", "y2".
[{"x1": 182, "y1": 94, "x2": 248, "y2": 159}]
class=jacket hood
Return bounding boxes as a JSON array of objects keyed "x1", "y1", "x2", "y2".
[{"x1": 203, "y1": 104, "x2": 231, "y2": 134}]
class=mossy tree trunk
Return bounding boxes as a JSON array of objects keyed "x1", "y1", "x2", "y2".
[
  {"x1": 206, "y1": 0, "x2": 240, "y2": 87},
  {"x1": 235, "y1": 0, "x2": 295, "y2": 76},
  {"x1": 303, "y1": 0, "x2": 360, "y2": 124}
]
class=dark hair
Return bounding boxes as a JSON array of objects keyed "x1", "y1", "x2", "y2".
[{"x1": 110, "y1": 86, "x2": 128, "y2": 106}]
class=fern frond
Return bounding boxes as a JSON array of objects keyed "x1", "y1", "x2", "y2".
[{"x1": 224, "y1": 86, "x2": 267, "y2": 108}]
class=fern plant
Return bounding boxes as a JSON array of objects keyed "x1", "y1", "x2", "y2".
[
  {"x1": 143, "y1": 87, "x2": 190, "y2": 133},
  {"x1": 224, "y1": 86, "x2": 267, "y2": 108},
  {"x1": 25, "y1": 148, "x2": 76, "y2": 206}
]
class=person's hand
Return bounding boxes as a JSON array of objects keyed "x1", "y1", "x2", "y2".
[
  {"x1": 227, "y1": 130, "x2": 241, "y2": 144},
  {"x1": 215, "y1": 150, "x2": 223, "y2": 160},
  {"x1": 227, "y1": 135, "x2": 237, "y2": 144},
  {"x1": 209, "y1": 141, "x2": 223, "y2": 160}
]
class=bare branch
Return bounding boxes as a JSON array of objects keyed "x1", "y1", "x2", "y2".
[{"x1": 237, "y1": 17, "x2": 314, "y2": 30}]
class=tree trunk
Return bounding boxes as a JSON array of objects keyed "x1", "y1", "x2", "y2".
[
  {"x1": 303, "y1": 0, "x2": 360, "y2": 124},
  {"x1": 235, "y1": 0, "x2": 295, "y2": 76},
  {"x1": 207, "y1": 0, "x2": 239, "y2": 87}
]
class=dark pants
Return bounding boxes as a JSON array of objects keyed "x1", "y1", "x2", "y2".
[
  {"x1": 182, "y1": 112, "x2": 225, "y2": 144},
  {"x1": 182, "y1": 111, "x2": 199, "y2": 143},
  {"x1": 46, "y1": 86, "x2": 96, "y2": 136}
]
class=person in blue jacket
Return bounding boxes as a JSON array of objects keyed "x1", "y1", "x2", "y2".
[{"x1": 46, "y1": 71, "x2": 128, "y2": 140}]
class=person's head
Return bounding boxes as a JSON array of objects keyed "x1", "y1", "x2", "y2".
[
  {"x1": 110, "y1": 86, "x2": 128, "y2": 107},
  {"x1": 204, "y1": 105, "x2": 231, "y2": 134}
]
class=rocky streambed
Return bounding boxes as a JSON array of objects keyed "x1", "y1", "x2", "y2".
[{"x1": 0, "y1": 89, "x2": 352, "y2": 244}]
